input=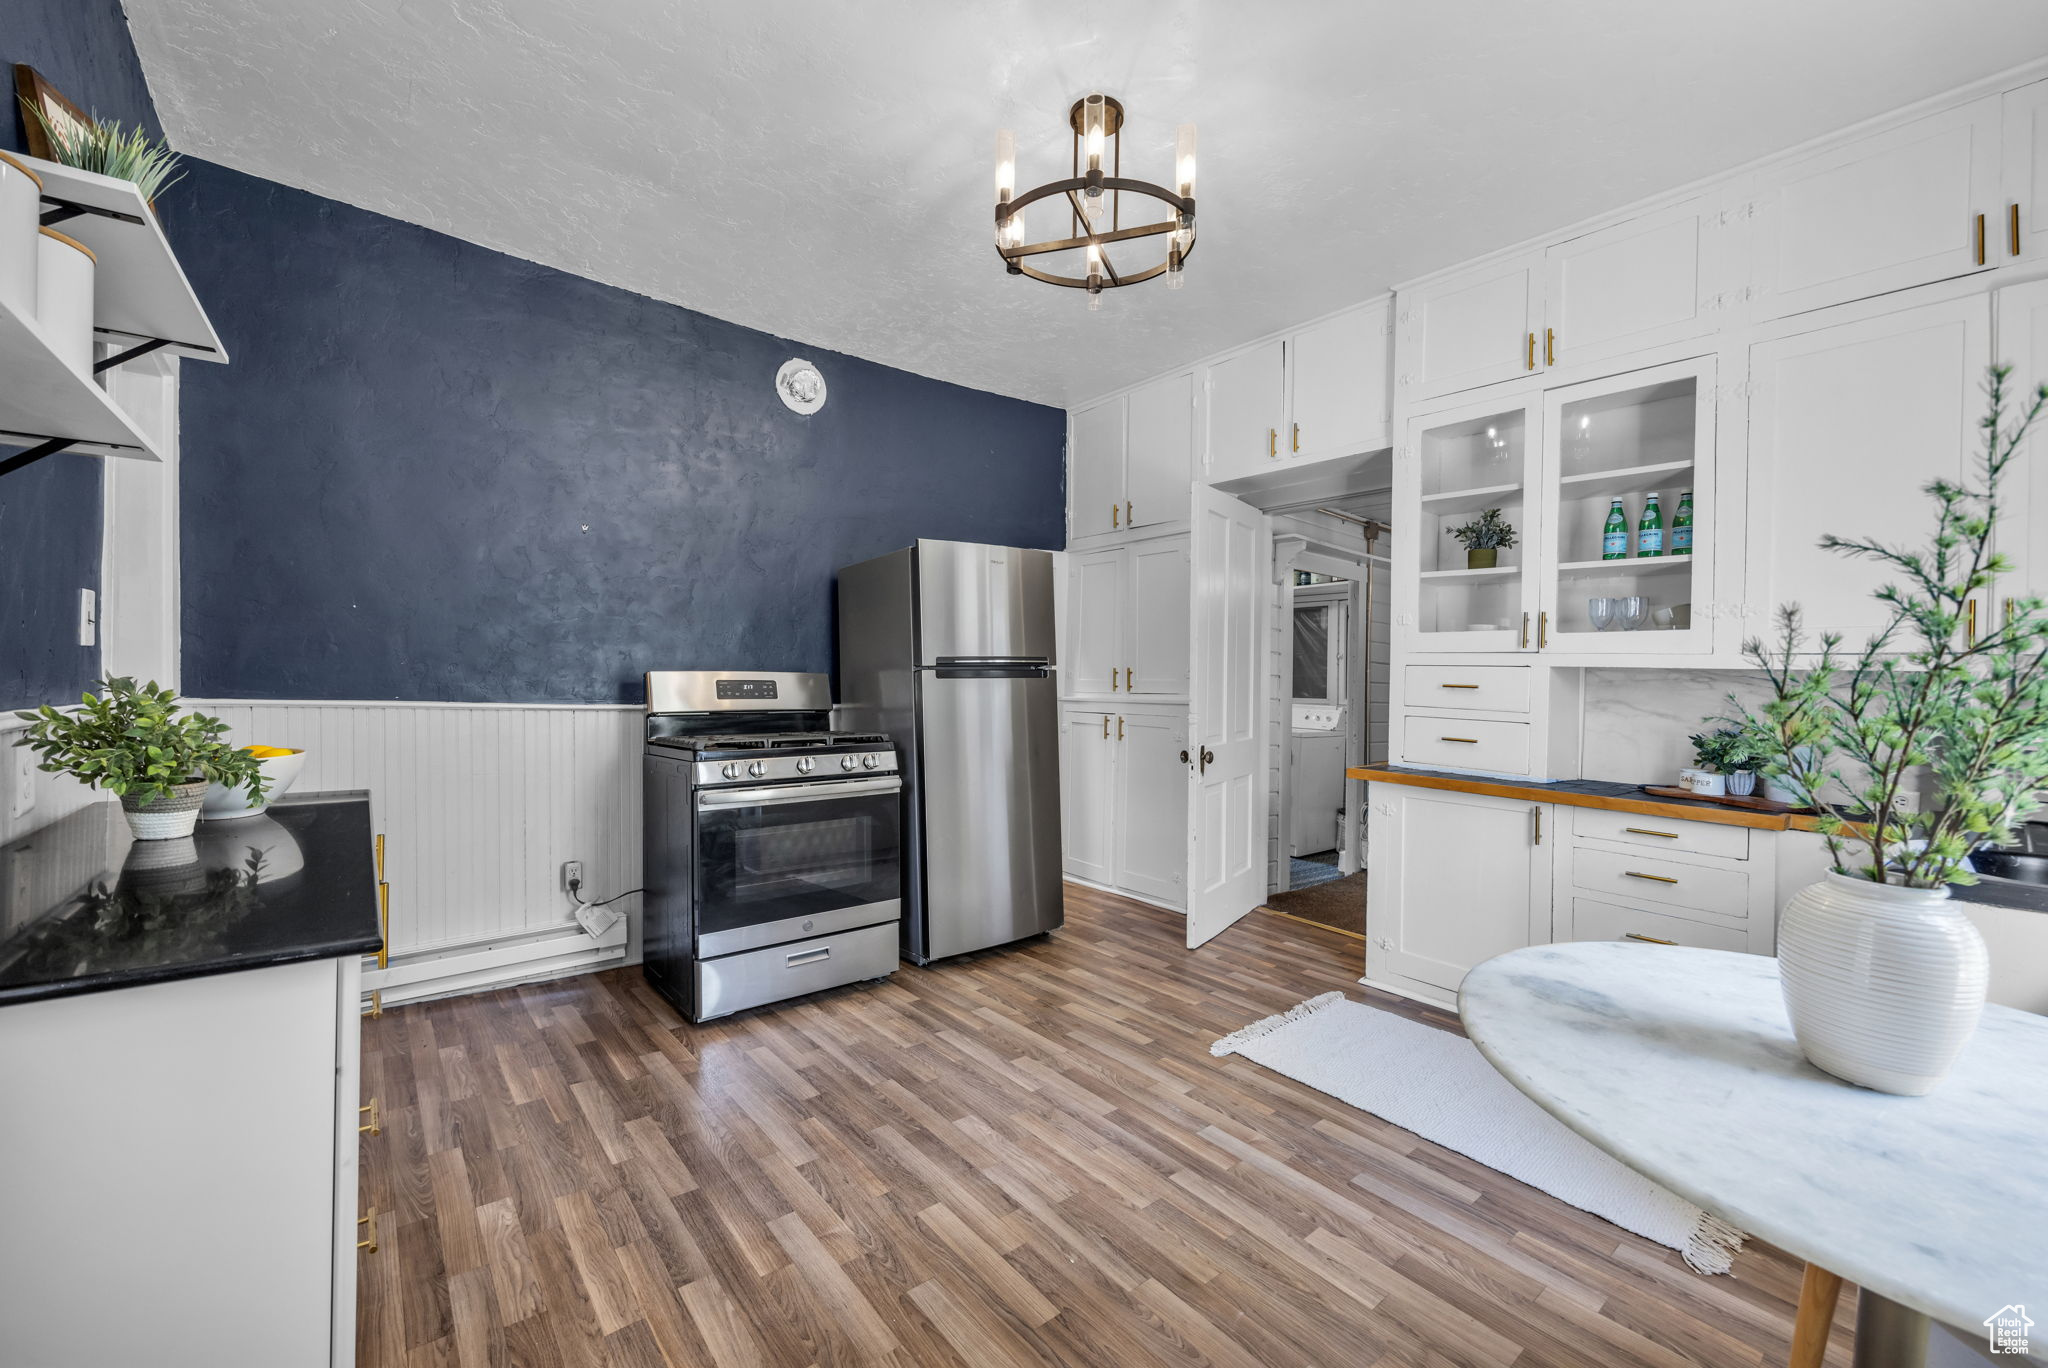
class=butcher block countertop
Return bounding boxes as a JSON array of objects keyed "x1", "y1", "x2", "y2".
[{"x1": 1346, "y1": 765, "x2": 1828, "y2": 832}]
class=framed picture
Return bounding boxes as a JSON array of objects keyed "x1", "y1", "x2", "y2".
[{"x1": 14, "y1": 64, "x2": 93, "y2": 159}]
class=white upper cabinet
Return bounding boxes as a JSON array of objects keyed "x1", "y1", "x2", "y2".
[
  {"x1": 1069, "y1": 398, "x2": 1127, "y2": 541},
  {"x1": 1127, "y1": 536, "x2": 1191, "y2": 697},
  {"x1": 1752, "y1": 95, "x2": 2002, "y2": 322},
  {"x1": 2003, "y1": 78, "x2": 2048, "y2": 265},
  {"x1": 1124, "y1": 371, "x2": 1195, "y2": 532},
  {"x1": 1396, "y1": 254, "x2": 1542, "y2": 401},
  {"x1": 1205, "y1": 339, "x2": 1288, "y2": 481},
  {"x1": 1748, "y1": 293, "x2": 1991, "y2": 649},
  {"x1": 1543, "y1": 198, "x2": 1723, "y2": 371},
  {"x1": 1063, "y1": 533, "x2": 1191, "y2": 700},
  {"x1": 1991, "y1": 278, "x2": 2048, "y2": 607},
  {"x1": 1289, "y1": 299, "x2": 1393, "y2": 460},
  {"x1": 1068, "y1": 548, "x2": 1123, "y2": 699}
]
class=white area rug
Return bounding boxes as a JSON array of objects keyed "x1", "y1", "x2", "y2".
[{"x1": 1212, "y1": 992, "x2": 1747, "y2": 1274}]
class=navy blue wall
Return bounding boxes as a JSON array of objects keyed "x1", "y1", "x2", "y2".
[
  {"x1": 1, "y1": 0, "x2": 162, "y2": 710},
  {"x1": 165, "y1": 160, "x2": 1065, "y2": 704}
]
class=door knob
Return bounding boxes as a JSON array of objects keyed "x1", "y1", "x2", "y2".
[
  {"x1": 1180, "y1": 749, "x2": 1190, "y2": 765},
  {"x1": 1200, "y1": 746, "x2": 1215, "y2": 774}
]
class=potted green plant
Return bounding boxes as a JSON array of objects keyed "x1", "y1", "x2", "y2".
[
  {"x1": 1686, "y1": 726, "x2": 1768, "y2": 797},
  {"x1": 11, "y1": 677, "x2": 267, "y2": 841},
  {"x1": 1726, "y1": 366, "x2": 2048, "y2": 1094},
  {"x1": 21, "y1": 101, "x2": 183, "y2": 203},
  {"x1": 1446, "y1": 508, "x2": 1517, "y2": 570}
]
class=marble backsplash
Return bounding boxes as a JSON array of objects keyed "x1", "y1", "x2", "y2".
[{"x1": 1578, "y1": 669, "x2": 1779, "y2": 784}]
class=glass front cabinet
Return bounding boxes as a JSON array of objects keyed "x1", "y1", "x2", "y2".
[{"x1": 1397, "y1": 354, "x2": 1716, "y2": 656}]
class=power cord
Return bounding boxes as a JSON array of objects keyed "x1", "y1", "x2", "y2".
[{"x1": 568, "y1": 875, "x2": 642, "y2": 939}]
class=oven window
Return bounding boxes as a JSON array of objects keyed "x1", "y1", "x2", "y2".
[{"x1": 696, "y1": 788, "x2": 901, "y2": 938}]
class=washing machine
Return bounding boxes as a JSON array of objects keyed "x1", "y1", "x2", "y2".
[{"x1": 1289, "y1": 705, "x2": 1346, "y2": 857}]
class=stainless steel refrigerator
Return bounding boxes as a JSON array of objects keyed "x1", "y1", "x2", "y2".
[{"x1": 836, "y1": 539, "x2": 1063, "y2": 963}]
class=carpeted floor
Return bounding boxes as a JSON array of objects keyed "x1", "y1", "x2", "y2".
[
  {"x1": 1288, "y1": 854, "x2": 1346, "y2": 888},
  {"x1": 1264, "y1": 866, "x2": 1366, "y2": 936}
]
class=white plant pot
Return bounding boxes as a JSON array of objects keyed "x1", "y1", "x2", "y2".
[
  {"x1": 1777, "y1": 871, "x2": 1989, "y2": 1095},
  {"x1": 1688, "y1": 771, "x2": 1727, "y2": 797},
  {"x1": 0, "y1": 151, "x2": 41, "y2": 322},
  {"x1": 120, "y1": 780, "x2": 209, "y2": 842},
  {"x1": 35, "y1": 226, "x2": 95, "y2": 378}
]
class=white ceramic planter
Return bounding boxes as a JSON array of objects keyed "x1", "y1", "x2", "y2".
[
  {"x1": 1777, "y1": 871, "x2": 1989, "y2": 1095},
  {"x1": 35, "y1": 225, "x2": 95, "y2": 377},
  {"x1": 121, "y1": 780, "x2": 209, "y2": 841},
  {"x1": 0, "y1": 151, "x2": 41, "y2": 322}
]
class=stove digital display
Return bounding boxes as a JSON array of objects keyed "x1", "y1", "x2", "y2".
[{"x1": 715, "y1": 679, "x2": 778, "y2": 700}]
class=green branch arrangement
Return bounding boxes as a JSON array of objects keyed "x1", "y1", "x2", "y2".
[
  {"x1": 12, "y1": 677, "x2": 267, "y2": 807},
  {"x1": 1726, "y1": 366, "x2": 2048, "y2": 888}
]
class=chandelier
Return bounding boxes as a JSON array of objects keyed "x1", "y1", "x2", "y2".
[{"x1": 994, "y1": 94, "x2": 1196, "y2": 309}]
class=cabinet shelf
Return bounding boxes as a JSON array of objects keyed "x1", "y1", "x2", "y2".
[
  {"x1": 0, "y1": 295, "x2": 162, "y2": 467},
  {"x1": 1556, "y1": 459, "x2": 1695, "y2": 498},
  {"x1": 1421, "y1": 565, "x2": 1522, "y2": 582},
  {"x1": 1419, "y1": 481, "x2": 1523, "y2": 516},
  {"x1": 1555, "y1": 556, "x2": 1693, "y2": 577}
]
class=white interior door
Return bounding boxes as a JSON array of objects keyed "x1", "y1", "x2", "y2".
[{"x1": 1186, "y1": 485, "x2": 1268, "y2": 948}]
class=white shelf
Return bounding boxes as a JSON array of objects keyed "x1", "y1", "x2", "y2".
[
  {"x1": 1556, "y1": 459, "x2": 1694, "y2": 498},
  {"x1": 1420, "y1": 565, "x2": 1521, "y2": 582},
  {"x1": 0, "y1": 296, "x2": 161, "y2": 461},
  {"x1": 1419, "y1": 481, "x2": 1523, "y2": 516},
  {"x1": 22, "y1": 155, "x2": 227, "y2": 363},
  {"x1": 1555, "y1": 555, "x2": 1693, "y2": 577}
]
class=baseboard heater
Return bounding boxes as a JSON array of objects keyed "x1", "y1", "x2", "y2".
[{"x1": 362, "y1": 916, "x2": 629, "y2": 1008}]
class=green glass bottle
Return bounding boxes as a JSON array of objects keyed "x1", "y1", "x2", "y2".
[
  {"x1": 1601, "y1": 498, "x2": 1628, "y2": 560},
  {"x1": 1671, "y1": 491, "x2": 1694, "y2": 556},
  {"x1": 1636, "y1": 492, "x2": 1664, "y2": 558}
]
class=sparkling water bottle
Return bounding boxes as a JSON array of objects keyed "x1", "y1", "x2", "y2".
[
  {"x1": 1636, "y1": 492, "x2": 1664, "y2": 558},
  {"x1": 1671, "y1": 491, "x2": 1694, "y2": 555},
  {"x1": 1601, "y1": 499, "x2": 1628, "y2": 560}
]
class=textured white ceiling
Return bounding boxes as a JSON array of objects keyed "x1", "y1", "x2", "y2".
[{"x1": 125, "y1": 0, "x2": 2048, "y2": 407}]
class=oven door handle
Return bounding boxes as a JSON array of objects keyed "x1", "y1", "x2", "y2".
[{"x1": 697, "y1": 776, "x2": 903, "y2": 807}]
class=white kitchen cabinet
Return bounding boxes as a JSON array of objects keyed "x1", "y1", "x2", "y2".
[
  {"x1": 2002, "y1": 77, "x2": 2048, "y2": 265},
  {"x1": 1751, "y1": 94, "x2": 2001, "y2": 321},
  {"x1": 1993, "y1": 277, "x2": 2048, "y2": 607},
  {"x1": 1288, "y1": 300, "x2": 1393, "y2": 461},
  {"x1": 1069, "y1": 397, "x2": 1127, "y2": 542},
  {"x1": 1749, "y1": 292, "x2": 1991, "y2": 648},
  {"x1": 1125, "y1": 371, "x2": 1195, "y2": 532},
  {"x1": 1061, "y1": 707, "x2": 1118, "y2": 886},
  {"x1": 1114, "y1": 709, "x2": 1189, "y2": 905},
  {"x1": 1367, "y1": 785, "x2": 1552, "y2": 998},
  {"x1": 0, "y1": 956, "x2": 362, "y2": 1368},
  {"x1": 1063, "y1": 533, "x2": 1190, "y2": 700},
  {"x1": 1543, "y1": 198, "x2": 1724, "y2": 370},
  {"x1": 1396, "y1": 253, "x2": 1543, "y2": 401},
  {"x1": 1061, "y1": 705, "x2": 1186, "y2": 909},
  {"x1": 1205, "y1": 339, "x2": 1287, "y2": 481}
]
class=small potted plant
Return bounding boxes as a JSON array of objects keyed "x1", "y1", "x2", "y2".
[
  {"x1": 22, "y1": 101, "x2": 183, "y2": 204},
  {"x1": 1686, "y1": 727, "x2": 1766, "y2": 797},
  {"x1": 12, "y1": 677, "x2": 267, "y2": 841},
  {"x1": 1447, "y1": 508, "x2": 1517, "y2": 569}
]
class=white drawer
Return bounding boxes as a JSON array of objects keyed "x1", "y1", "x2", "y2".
[
  {"x1": 1567, "y1": 897, "x2": 1751, "y2": 953},
  {"x1": 1570, "y1": 847, "x2": 1750, "y2": 920},
  {"x1": 1400, "y1": 716, "x2": 1531, "y2": 775},
  {"x1": 1571, "y1": 806, "x2": 1750, "y2": 861},
  {"x1": 1404, "y1": 665, "x2": 1532, "y2": 714}
]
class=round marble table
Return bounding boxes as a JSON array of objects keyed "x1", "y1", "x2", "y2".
[{"x1": 1460, "y1": 942, "x2": 2048, "y2": 1367}]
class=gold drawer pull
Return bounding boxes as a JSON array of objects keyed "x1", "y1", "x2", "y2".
[
  {"x1": 357, "y1": 1208, "x2": 379, "y2": 1253},
  {"x1": 2013, "y1": 202, "x2": 2023, "y2": 257},
  {"x1": 359, "y1": 1098, "x2": 381, "y2": 1136},
  {"x1": 1623, "y1": 827, "x2": 1679, "y2": 839},
  {"x1": 1438, "y1": 683, "x2": 1479, "y2": 689},
  {"x1": 1624, "y1": 932, "x2": 1677, "y2": 945},
  {"x1": 1525, "y1": 332, "x2": 1536, "y2": 370},
  {"x1": 1624, "y1": 870, "x2": 1678, "y2": 884},
  {"x1": 1441, "y1": 736, "x2": 1479, "y2": 744},
  {"x1": 1976, "y1": 211, "x2": 1987, "y2": 266}
]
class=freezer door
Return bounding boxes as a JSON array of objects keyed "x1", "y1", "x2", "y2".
[
  {"x1": 915, "y1": 540, "x2": 1057, "y2": 666},
  {"x1": 914, "y1": 669, "x2": 1064, "y2": 959}
]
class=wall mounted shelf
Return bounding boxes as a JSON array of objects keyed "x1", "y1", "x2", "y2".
[
  {"x1": 1556, "y1": 458, "x2": 1696, "y2": 498},
  {"x1": 1417, "y1": 481, "x2": 1523, "y2": 516},
  {"x1": 0, "y1": 300, "x2": 161, "y2": 474},
  {"x1": 1555, "y1": 556, "x2": 1693, "y2": 577}
]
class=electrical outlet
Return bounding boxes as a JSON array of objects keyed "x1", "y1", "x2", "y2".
[
  {"x1": 562, "y1": 860, "x2": 584, "y2": 894},
  {"x1": 7, "y1": 743, "x2": 34, "y2": 822}
]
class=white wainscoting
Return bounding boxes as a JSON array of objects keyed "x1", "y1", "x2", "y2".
[{"x1": 193, "y1": 700, "x2": 645, "y2": 999}]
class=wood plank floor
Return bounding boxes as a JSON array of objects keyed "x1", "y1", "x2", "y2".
[{"x1": 358, "y1": 883, "x2": 1856, "y2": 1367}]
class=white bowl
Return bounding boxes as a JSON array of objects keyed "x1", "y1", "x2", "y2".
[{"x1": 202, "y1": 749, "x2": 307, "y2": 820}]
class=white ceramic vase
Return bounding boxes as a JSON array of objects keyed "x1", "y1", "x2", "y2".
[
  {"x1": 1777, "y1": 871, "x2": 1988, "y2": 1095},
  {"x1": 35, "y1": 225, "x2": 95, "y2": 377},
  {"x1": 0, "y1": 150, "x2": 41, "y2": 321}
]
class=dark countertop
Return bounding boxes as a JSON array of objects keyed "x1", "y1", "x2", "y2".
[{"x1": 0, "y1": 791, "x2": 383, "y2": 1006}]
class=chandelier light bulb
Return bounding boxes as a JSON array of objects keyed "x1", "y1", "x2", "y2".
[
  {"x1": 1175, "y1": 123, "x2": 1197, "y2": 198},
  {"x1": 1088, "y1": 291, "x2": 1103, "y2": 312},
  {"x1": 1166, "y1": 244, "x2": 1185, "y2": 290},
  {"x1": 994, "y1": 129, "x2": 1016, "y2": 201},
  {"x1": 1082, "y1": 94, "x2": 1108, "y2": 175}
]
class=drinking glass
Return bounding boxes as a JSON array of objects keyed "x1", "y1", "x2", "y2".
[
  {"x1": 1587, "y1": 597, "x2": 1616, "y2": 632},
  {"x1": 1616, "y1": 596, "x2": 1648, "y2": 631}
]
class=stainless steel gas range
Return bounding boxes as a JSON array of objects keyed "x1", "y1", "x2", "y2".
[{"x1": 640, "y1": 670, "x2": 902, "y2": 1022}]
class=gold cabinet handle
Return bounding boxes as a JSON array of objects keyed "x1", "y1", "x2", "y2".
[
  {"x1": 1532, "y1": 807, "x2": 1543, "y2": 845},
  {"x1": 1441, "y1": 736, "x2": 1480, "y2": 744},
  {"x1": 1624, "y1": 870, "x2": 1679, "y2": 884},
  {"x1": 1292, "y1": 422, "x2": 1301, "y2": 453},
  {"x1": 357, "y1": 1208, "x2": 379, "y2": 1253},
  {"x1": 1101, "y1": 715, "x2": 1109, "y2": 739},
  {"x1": 374, "y1": 832, "x2": 386, "y2": 882},
  {"x1": 1968, "y1": 598, "x2": 1979, "y2": 646},
  {"x1": 359, "y1": 1098, "x2": 381, "y2": 1136},
  {"x1": 2012, "y1": 203, "x2": 2023, "y2": 257},
  {"x1": 1545, "y1": 327, "x2": 1556, "y2": 366},
  {"x1": 1520, "y1": 612, "x2": 1530, "y2": 648},
  {"x1": 1125, "y1": 500, "x2": 1132, "y2": 526},
  {"x1": 1976, "y1": 212, "x2": 1987, "y2": 266},
  {"x1": 1123, "y1": 666, "x2": 1132, "y2": 690},
  {"x1": 1111, "y1": 502, "x2": 1120, "y2": 529},
  {"x1": 377, "y1": 881, "x2": 391, "y2": 969},
  {"x1": 1438, "y1": 683, "x2": 1479, "y2": 689},
  {"x1": 1538, "y1": 610, "x2": 1549, "y2": 649},
  {"x1": 1117, "y1": 716, "x2": 1125, "y2": 741},
  {"x1": 1268, "y1": 427, "x2": 1277, "y2": 458},
  {"x1": 1110, "y1": 666, "x2": 1119, "y2": 691},
  {"x1": 1624, "y1": 932, "x2": 1677, "y2": 945},
  {"x1": 1525, "y1": 332, "x2": 1536, "y2": 370},
  {"x1": 2006, "y1": 597, "x2": 2016, "y2": 627},
  {"x1": 1624, "y1": 827, "x2": 1679, "y2": 839}
]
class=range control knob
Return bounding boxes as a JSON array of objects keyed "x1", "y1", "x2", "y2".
[
  {"x1": 861, "y1": 753, "x2": 880, "y2": 770},
  {"x1": 721, "y1": 762, "x2": 741, "y2": 780},
  {"x1": 795, "y1": 756, "x2": 816, "y2": 775},
  {"x1": 747, "y1": 761, "x2": 766, "y2": 779},
  {"x1": 841, "y1": 754, "x2": 859, "y2": 771}
]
